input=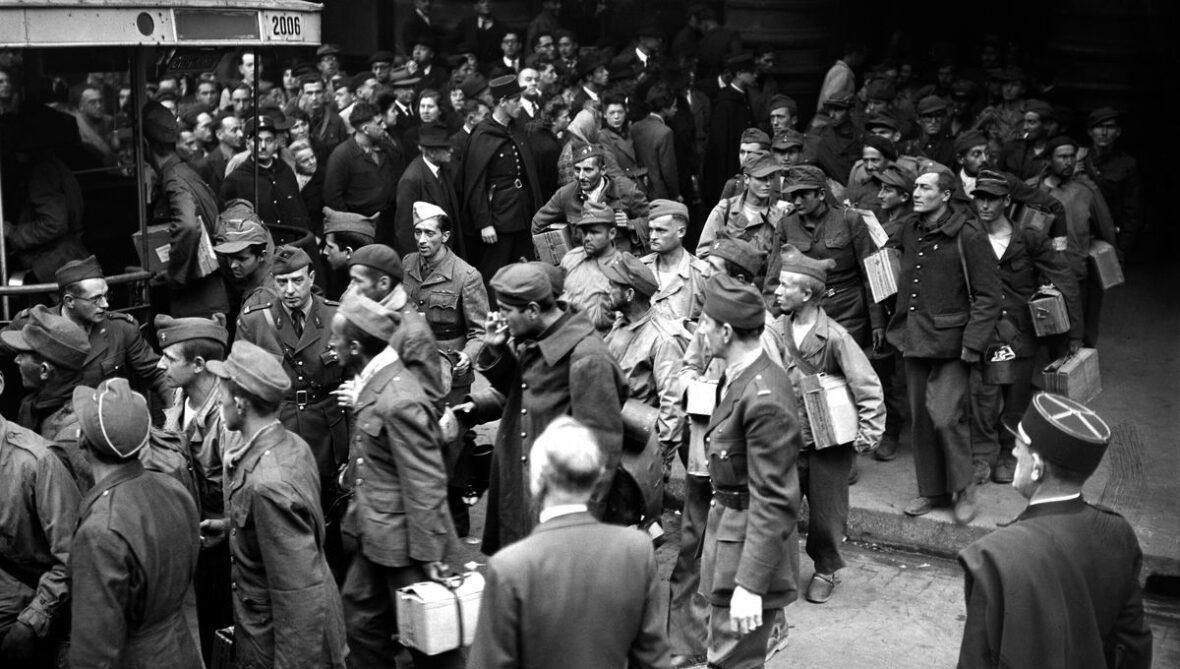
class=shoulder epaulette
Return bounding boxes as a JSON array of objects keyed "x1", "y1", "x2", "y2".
[
  {"x1": 106, "y1": 311, "x2": 136, "y2": 323},
  {"x1": 242, "y1": 302, "x2": 273, "y2": 314},
  {"x1": 323, "y1": 299, "x2": 340, "y2": 307}
]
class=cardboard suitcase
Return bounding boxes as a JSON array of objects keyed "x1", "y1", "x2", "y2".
[
  {"x1": 799, "y1": 373, "x2": 859, "y2": 449},
  {"x1": 532, "y1": 224, "x2": 573, "y2": 265},
  {"x1": 397, "y1": 572, "x2": 484, "y2": 655},
  {"x1": 1088, "y1": 240, "x2": 1125, "y2": 290},
  {"x1": 1042, "y1": 348, "x2": 1101, "y2": 403},
  {"x1": 863, "y1": 247, "x2": 901, "y2": 303},
  {"x1": 1028, "y1": 287, "x2": 1071, "y2": 337},
  {"x1": 132, "y1": 220, "x2": 219, "y2": 276}
]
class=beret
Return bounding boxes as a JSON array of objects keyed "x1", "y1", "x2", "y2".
[
  {"x1": 1023, "y1": 99, "x2": 1055, "y2": 121},
  {"x1": 772, "y1": 130, "x2": 804, "y2": 150},
  {"x1": 350, "y1": 244, "x2": 404, "y2": 281},
  {"x1": 872, "y1": 163, "x2": 916, "y2": 192},
  {"x1": 1, "y1": 307, "x2": 91, "y2": 370},
  {"x1": 141, "y1": 101, "x2": 179, "y2": 144},
  {"x1": 600, "y1": 253, "x2": 658, "y2": 299},
  {"x1": 1087, "y1": 106, "x2": 1120, "y2": 128},
  {"x1": 323, "y1": 208, "x2": 377, "y2": 240},
  {"x1": 55, "y1": 255, "x2": 103, "y2": 287},
  {"x1": 648, "y1": 199, "x2": 689, "y2": 222},
  {"x1": 778, "y1": 244, "x2": 837, "y2": 284},
  {"x1": 412, "y1": 201, "x2": 449, "y2": 226},
  {"x1": 214, "y1": 219, "x2": 270, "y2": 254},
  {"x1": 782, "y1": 164, "x2": 829, "y2": 194},
  {"x1": 489, "y1": 74, "x2": 524, "y2": 101},
  {"x1": 916, "y1": 95, "x2": 948, "y2": 116},
  {"x1": 417, "y1": 124, "x2": 452, "y2": 148},
  {"x1": 953, "y1": 130, "x2": 988, "y2": 155},
  {"x1": 490, "y1": 263, "x2": 553, "y2": 306},
  {"x1": 864, "y1": 78, "x2": 896, "y2": 101},
  {"x1": 73, "y1": 379, "x2": 151, "y2": 460},
  {"x1": 272, "y1": 245, "x2": 312, "y2": 275},
  {"x1": 368, "y1": 50, "x2": 397, "y2": 65},
  {"x1": 339, "y1": 292, "x2": 399, "y2": 342},
  {"x1": 575, "y1": 200, "x2": 615, "y2": 226},
  {"x1": 155, "y1": 313, "x2": 229, "y2": 349},
  {"x1": 708, "y1": 238, "x2": 765, "y2": 279},
  {"x1": 971, "y1": 169, "x2": 1011, "y2": 198},
  {"x1": 349, "y1": 72, "x2": 376, "y2": 92},
  {"x1": 1043, "y1": 135, "x2": 1079, "y2": 154},
  {"x1": 207, "y1": 340, "x2": 291, "y2": 404},
  {"x1": 768, "y1": 94, "x2": 797, "y2": 113},
  {"x1": 1012, "y1": 392, "x2": 1111, "y2": 478},
  {"x1": 740, "y1": 127, "x2": 771, "y2": 147},
  {"x1": 703, "y1": 274, "x2": 764, "y2": 329},
  {"x1": 744, "y1": 154, "x2": 781, "y2": 178},
  {"x1": 863, "y1": 135, "x2": 899, "y2": 162}
]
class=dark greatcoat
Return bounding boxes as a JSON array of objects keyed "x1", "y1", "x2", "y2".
[
  {"x1": 458, "y1": 117, "x2": 542, "y2": 237},
  {"x1": 157, "y1": 154, "x2": 229, "y2": 318},
  {"x1": 68, "y1": 461, "x2": 202, "y2": 669},
  {"x1": 473, "y1": 310, "x2": 627, "y2": 555},
  {"x1": 701, "y1": 85, "x2": 753, "y2": 204},
  {"x1": 699, "y1": 352, "x2": 802, "y2": 609},
  {"x1": 220, "y1": 156, "x2": 310, "y2": 230},
  {"x1": 957, "y1": 497, "x2": 1153, "y2": 669}
]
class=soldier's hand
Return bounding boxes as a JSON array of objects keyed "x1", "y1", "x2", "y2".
[
  {"x1": 0, "y1": 621, "x2": 37, "y2": 661},
  {"x1": 332, "y1": 380, "x2": 358, "y2": 409},
  {"x1": 729, "y1": 585, "x2": 763, "y2": 635},
  {"x1": 481, "y1": 225, "x2": 498, "y2": 244},
  {"x1": 484, "y1": 313, "x2": 510, "y2": 347},
  {"x1": 199, "y1": 518, "x2": 229, "y2": 550},
  {"x1": 454, "y1": 351, "x2": 472, "y2": 376}
]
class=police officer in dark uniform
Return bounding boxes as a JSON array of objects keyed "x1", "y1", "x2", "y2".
[
  {"x1": 235, "y1": 246, "x2": 350, "y2": 577},
  {"x1": 3, "y1": 256, "x2": 170, "y2": 406}
]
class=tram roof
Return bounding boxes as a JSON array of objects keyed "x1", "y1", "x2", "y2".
[{"x1": 0, "y1": 0, "x2": 322, "y2": 48}]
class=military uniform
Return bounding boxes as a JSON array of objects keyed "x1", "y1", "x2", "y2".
[
  {"x1": 0, "y1": 417, "x2": 80, "y2": 655},
  {"x1": 641, "y1": 250, "x2": 710, "y2": 322},
  {"x1": 531, "y1": 171, "x2": 652, "y2": 256}
]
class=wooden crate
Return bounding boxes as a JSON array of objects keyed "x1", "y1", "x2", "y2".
[
  {"x1": 532, "y1": 224, "x2": 573, "y2": 266},
  {"x1": 799, "y1": 373, "x2": 859, "y2": 449}
]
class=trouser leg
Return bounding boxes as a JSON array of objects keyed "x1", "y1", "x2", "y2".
[
  {"x1": 968, "y1": 365, "x2": 1003, "y2": 468},
  {"x1": 801, "y1": 445, "x2": 852, "y2": 574},
  {"x1": 1081, "y1": 273, "x2": 1103, "y2": 347},
  {"x1": 668, "y1": 474, "x2": 711, "y2": 656},
  {"x1": 706, "y1": 605, "x2": 776, "y2": 669},
  {"x1": 870, "y1": 352, "x2": 906, "y2": 439},
  {"x1": 926, "y1": 358, "x2": 972, "y2": 495}
]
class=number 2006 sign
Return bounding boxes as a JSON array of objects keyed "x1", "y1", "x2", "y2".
[{"x1": 266, "y1": 12, "x2": 305, "y2": 41}]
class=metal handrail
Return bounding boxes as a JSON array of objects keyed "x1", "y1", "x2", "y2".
[{"x1": 0, "y1": 269, "x2": 154, "y2": 296}]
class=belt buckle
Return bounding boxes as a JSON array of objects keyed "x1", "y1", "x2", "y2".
[
  {"x1": 295, "y1": 389, "x2": 309, "y2": 409},
  {"x1": 513, "y1": 178, "x2": 523, "y2": 189}
]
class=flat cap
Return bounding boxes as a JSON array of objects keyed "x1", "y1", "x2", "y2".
[
  {"x1": 349, "y1": 71, "x2": 376, "y2": 92},
  {"x1": 73, "y1": 379, "x2": 151, "y2": 460},
  {"x1": 1, "y1": 307, "x2": 91, "y2": 370},
  {"x1": 459, "y1": 74, "x2": 489, "y2": 100},
  {"x1": 316, "y1": 44, "x2": 342, "y2": 58},
  {"x1": 1087, "y1": 106, "x2": 1121, "y2": 128},
  {"x1": 155, "y1": 313, "x2": 229, "y2": 349},
  {"x1": 207, "y1": 340, "x2": 290, "y2": 404},
  {"x1": 740, "y1": 127, "x2": 771, "y2": 147},
  {"x1": 350, "y1": 244, "x2": 404, "y2": 281},
  {"x1": 864, "y1": 78, "x2": 896, "y2": 101},
  {"x1": 954, "y1": 130, "x2": 988, "y2": 155},
  {"x1": 744, "y1": 154, "x2": 781, "y2": 178},
  {"x1": 575, "y1": 200, "x2": 615, "y2": 226},
  {"x1": 971, "y1": 169, "x2": 1011, "y2": 198},
  {"x1": 601, "y1": 252, "x2": 658, "y2": 298},
  {"x1": 778, "y1": 244, "x2": 837, "y2": 284},
  {"x1": 489, "y1": 74, "x2": 524, "y2": 101},
  {"x1": 272, "y1": 245, "x2": 312, "y2": 275},
  {"x1": 1023, "y1": 99, "x2": 1055, "y2": 121},
  {"x1": 417, "y1": 124, "x2": 452, "y2": 148},
  {"x1": 782, "y1": 164, "x2": 829, "y2": 194},
  {"x1": 725, "y1": 52, "x2": 755, "y2": 72},
  {"x1": 825, "y1": 93, "x2": 855, "y2": 109},
  {"x1": 1044, "y1": 135, "x2": 1079, "y2": 154},
  {"x1": 863, "y1": 135, "x2": 899, "y2": 162},
  {"x1": 338, "y1": 292, "x2": 399, "y2": 342},
  {"x1": 55, "y1": 255, "x2": 104, "y2": 287},
  {"x1": 872, "y1": 163, "x2": 916, "y2": 192},
  {"x1": 768, "y1": 94, "x2": 797, "y2": 113},
  {"x1": 1013, "y1": 392, "x2": 1111, "y2": 478},
  {"x1": 864, "y1": 114, "x2": 899, "y2": 132},
  {"x1": 323, "y1": 208, "x2": 377, "y2": 240},
  {"x1": 413, "y1": 201, "x2": 449, "y2": 226},
  {"x1": 368, "y1": 49, "x2": 396, "y2": 65},
  {"x1": 490, "y1": 263, "x2": 553, "y2": 306},
  {"x1": 708, "y1": 238, "x2": 765, "y2": 279},
  {"x1": 916, "y1": 95, "x2": 948, "y2": 116},
  {"x1": 649, "y1": 198, "x2": 689, "y2": 222},
  {"x1": 572, "y1": 143, "x2": 606, "y2": 164},
  {"x1": 142, "y1": 101, "x2": 179, "y2": 144},
  {"x1": 703, "y1": 274, "x2": 764, "y2": 329},
  {"x1": 214, "y1": 219, "x2": 270, "y2": 254},
  {"x1": 772, "y1": 129, "x2": 804, "y2": 150}
]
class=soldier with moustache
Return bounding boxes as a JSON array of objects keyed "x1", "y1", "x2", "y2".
[{"x1": 235, "y1": 246, "x2": 350, "y2": 576}]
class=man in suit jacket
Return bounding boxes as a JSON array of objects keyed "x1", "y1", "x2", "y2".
[
  {"x1": 450, "y1": 1, "x2": 508, "y2": 66},
  {"x1": 696, "y1": 274, "x2": 802, "y2": 669},
  {"x1": 957, "y1": 393, "x2": 1153, "y2": 669},
  {"x1": 394, "y1": 126, "x2": 461, "y2": 257},
  {"x1": 468, "y1": 416, "x2": 669, "y2": 669},
  {"x1": 631, "y1": 83, "x2": 681, "y2": 201}
]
